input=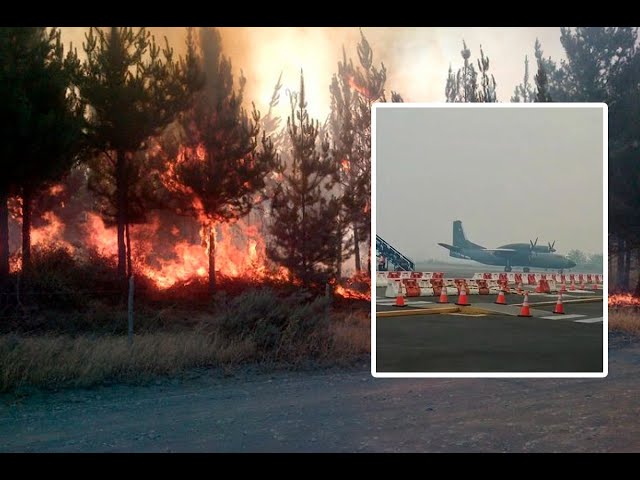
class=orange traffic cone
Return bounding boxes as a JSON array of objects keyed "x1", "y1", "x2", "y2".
[
  {"x1": 394, "y1": 284, "x2": 406, "y2": 307},
  {"x1": 535, "y1": 279, "x2": 543, "y2": 293},
  {"x1": 560, "y1": 282, "x2": 567, "y2": 293},
  {"x1": 455, "y1": 286, "x2": 471, "y2": 306},
  {"x1": 494, "y1": 289, "x2": 507, "y2": 305},
  {"x1": 592, "y1": 282, "x2": 598, "y2": 292},
  {"x1": 518, "y1": 292, "x2": 532, "y2": 317},
  {"x1": 439, "y1": 286, "x2": 449, "y2": 304},
  {"x1": 553, "y1": 293, "x2": 565, "y2": 314},
  {"x1": 569, "y1": 279, "x2": 576, "y2": 291}
]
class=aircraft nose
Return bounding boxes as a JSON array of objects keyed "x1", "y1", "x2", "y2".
[{"x1": 568, "y1": 260, "x2": 577, "y2": 268}]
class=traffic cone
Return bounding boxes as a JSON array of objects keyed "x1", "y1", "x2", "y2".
[
  {"x1": 553, "y1": 293, "x2": 565, "y2": 314},
  {"x1": 592, "y1": 282, "x2": 598, "y2": 292},
  {"x1": 560, "y1": 281, "x2": 567, "y2": 293},
  {"x1": 455, "y1": 286, "x2": 471, "y2": 306},
  {"x1": 439, "y1": 286, "x2": 449, "y2": 304},
  {"x1": 494, "y1": 289, "x2": 507, "y2": 305},
  {"x1": 394, "y1": 284, "x2": 406, "y2": 307},
  {"x1": 535, "y1": 279, "x2": 543, "y2": 293},
  {"x1": 518, "y1": 292, "x2": 532, "y2": 317},
  {"x1": 569, "y1": 279, "x2": 576, "y2": 291}
]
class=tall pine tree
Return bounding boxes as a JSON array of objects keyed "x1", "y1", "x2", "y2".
[
  {"x1": 511, "y1": 55, "x2": 535, "y2": 102},
  {"x1": 78, "y1": 27, "x2": 201, "y2": 285},
  {"x1": 0, "y1": 27, "x2": 85, "y2": 278},
  {"x1": 446, "y1": 42, "x2": 497, "y2": 102},
  {"x1": 268, "y1": 72, "x2": 341, "y2": 287},
  {"x1": 169, "y1": 28, "x2": 279, "y2": 294},
  {"x1": 533, "y1": 40, "x2": 552, "y2": 102},
  {"x1": 330, "y1": 30, "x2": 388, "y2": 275}
]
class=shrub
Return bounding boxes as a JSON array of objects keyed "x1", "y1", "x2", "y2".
[{"x1": 212, "y1": 288, "x2": 332, "y2": 361}]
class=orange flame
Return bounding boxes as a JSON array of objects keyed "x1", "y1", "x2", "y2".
[
  {"x1": 609, "y1": 293, "x2": 640, "y2": 307},
  {"x1": 347, "y1": 75, "x2": 371, "y2": 99}
]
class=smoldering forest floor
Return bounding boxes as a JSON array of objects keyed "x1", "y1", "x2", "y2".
[{"x1": 1, "y1": 332, "x2": 639, "y2": 452}]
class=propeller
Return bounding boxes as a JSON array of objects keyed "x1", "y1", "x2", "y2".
[
  {"x1": 529, "y1": 237, "x2": 538, "y2": 252},
  {"x1": 548, "y1": 240, "x2": 556, "y2": 253}
]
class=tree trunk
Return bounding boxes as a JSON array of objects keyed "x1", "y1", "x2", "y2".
[
  {"x1": 624, "y1": 245, "x2": 631, "y2": 291},
  {"x1": 353, "y1": 225, "x2": 361, "y2": 273},
  {"x1": 116, "y1": 150, "x2": 127, "y2": 284},
  {"x1": 125, "y1": 221, "x2": 132, "y2": 278},
  {"x1": 208, "y1": 224, "x2": 216, "y2": 295},
  {"x1": 617, "y1": 237, "x2": 625, "y2": 289},
  {"x1": 0, "y1": 191, "x2": 9, "y2": 279},
  {"x1": 367, "y1": 241, "x2": 371, "y2": 277},
  {"x1": 335, "y1": 221, "x2": 343, "y2": 280},
  {"x1": 21, "y1": 185, "x2": 32, "y2": 273},
  {"x1": 635, "y1": 251, "x2": 640, "y2": 297}
]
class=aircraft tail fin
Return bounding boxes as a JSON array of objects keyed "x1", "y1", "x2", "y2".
[{"x1": 453, "y1": 220, "x2": 484, "y2": 249}]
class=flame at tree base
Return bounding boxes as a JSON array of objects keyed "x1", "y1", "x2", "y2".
[{"x1": 609, "y1": 293, "x2": 640, "y2": 307}]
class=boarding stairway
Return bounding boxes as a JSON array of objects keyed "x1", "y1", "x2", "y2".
[{"x1": 376, "y1": 235, "x2": 415, "y2": 271}]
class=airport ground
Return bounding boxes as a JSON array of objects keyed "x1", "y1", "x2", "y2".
[{"x1": 375, "y1": 264, "x2": 604, "y2": 373}]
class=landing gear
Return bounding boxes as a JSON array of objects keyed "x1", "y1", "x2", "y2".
[
  {"x1": 504, "y1": 265, "x2": 512, "y2": 272},
  {"x1": 523, "y1": 267, "x2": 530, "y2": 273},
  {"x1": 559, "y1": 269, "x2": 564, "y2": 274}
]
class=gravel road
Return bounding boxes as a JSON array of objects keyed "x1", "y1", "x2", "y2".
[{"x1": 1, "y1": 333, "x2": 638, "y2": 452}]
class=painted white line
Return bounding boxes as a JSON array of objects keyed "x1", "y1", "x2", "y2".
[
  {"x1": 539, "y1": 314, "x2": 586, "y2": 320},
  {"x1": 574, "y1": 317, "x2": 604, "y2": 324},
  {"x1": 410, "y1": 301, "x2": 434, "y2": 305}
]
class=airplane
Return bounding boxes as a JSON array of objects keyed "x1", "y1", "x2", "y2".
[{"x1": 437, "y1": 220, "x2": 577, "y2": 273}]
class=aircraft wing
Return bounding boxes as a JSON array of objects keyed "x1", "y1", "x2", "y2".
[{"x1": 438, "y1": 242, "x2": 463, "y2": 253}]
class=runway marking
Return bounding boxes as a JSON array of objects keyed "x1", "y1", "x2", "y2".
[
  {"x1": 377, "y1": 298, "x2": 434, "y2": 306},
  {"x1": 574, "y1": 317, "x2": 604, "y2": 324},
  {"x1": 540, "y1": 314, "x2": 586, "y2": 320}
]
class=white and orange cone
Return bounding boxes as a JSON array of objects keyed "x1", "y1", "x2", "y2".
[
  {"x1": 553, "y1": 293, "x2": 565, "y2": 314},
  {"x1": 455, "y1": 286, "x2": 471, "y2": 306},
  {"x1": 494, "y1": 289, "x2": 507, "y2": 305},
  {"x1": 439, "y1": 286, "x2": 449, "y2": 304},
  {"x1": 394, "y1": 283, "x2": 406, "y2": 308},
  {"x1": 518, "y1": 292, "x2": 532, "y2": 317}
]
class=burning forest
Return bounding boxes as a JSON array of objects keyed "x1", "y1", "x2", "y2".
[{"x1": 0, "y1": 26, "x2": 380, "y2": 306}]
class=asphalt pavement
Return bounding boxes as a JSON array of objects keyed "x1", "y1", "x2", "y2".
[{"x1": 375, "y1": 270, "x2": 604, "y2": 374}]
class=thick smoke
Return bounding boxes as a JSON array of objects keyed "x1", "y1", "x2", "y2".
[{"x1": 60, "y1": 27, "x2": 567, "y2": 120}]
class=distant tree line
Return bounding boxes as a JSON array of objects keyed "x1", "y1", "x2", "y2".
[{"x1": 444, "y1": 28, "x2": 635, "y2": 291}]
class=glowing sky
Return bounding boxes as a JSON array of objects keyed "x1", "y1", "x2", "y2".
[{"x1": 60, "y1": 27, "x2": 567, "y2": 121}]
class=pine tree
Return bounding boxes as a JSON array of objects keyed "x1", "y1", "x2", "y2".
[
  {"x1": 268, "y1": 72, "x2": 341, "y2": 287},
  {"x1": 169, "y1": 28, "x2": 278, "y2": 294},
  {"x1": 329, "y1": 30, "x2": 387, "y2": 275},
  {"x1": 511, "y1": 55, "x2": 535, "y2": 102},
  {"x1": 445, "y1": 41, "x2": 496, "y2": 102},
  {"x1": 77, "y1": 27, "x2": 201, "y2": 285},
  {"x1": 0, "y1": 27, "x2": 85, "y2": 278},
  {"x1": 534, "y1": 40, "x2": 552, "y2": 102}
]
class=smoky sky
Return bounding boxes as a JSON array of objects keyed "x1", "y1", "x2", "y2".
[
  {"x1": 375, "y1": 106, "x2": 604, "y2": 261},
  {"x1": 59, "y1": 27, "x2": 567, "y2": 120}
]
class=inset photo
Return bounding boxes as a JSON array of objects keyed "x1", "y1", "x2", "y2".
[{"x1": 372, "y1": 104, "x2": 606, "y2": 378}]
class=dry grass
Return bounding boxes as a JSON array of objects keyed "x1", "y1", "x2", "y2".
[
  {"x1": 0, "y1": 330, "x2": 254, "y2": 392},
  {"x1": 0, "y1": 310, "x2": 371, "y2": 393},
  {"x1": 608, "y1": 308, "x2": 640, "y2": 335}
]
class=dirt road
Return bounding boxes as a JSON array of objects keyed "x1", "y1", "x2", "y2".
[{"x1": 1, "y1": 333, "x2": 639, "y2": 452}]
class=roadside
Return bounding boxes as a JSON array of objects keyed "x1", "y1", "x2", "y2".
[{"x1": 1, "y1": 332, "x2": 638, "y2": 452}]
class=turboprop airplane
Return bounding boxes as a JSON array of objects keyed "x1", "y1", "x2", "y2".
[{"x1": 437, "y1": 220, "x2": 577, "y2": 273}]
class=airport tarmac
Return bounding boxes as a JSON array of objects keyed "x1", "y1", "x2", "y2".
[{"x1": 374, "y1": 272, "x2": 604, "y2": 374}]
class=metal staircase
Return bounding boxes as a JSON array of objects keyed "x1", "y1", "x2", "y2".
[{"x1": 376, "y1": 235, "x2": 415, "y2": 271}]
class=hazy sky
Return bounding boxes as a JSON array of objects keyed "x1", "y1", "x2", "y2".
[
  {"x1": 60, "y1": 27, "x2": 567, "y2": 120},
  {"x1": 375, "y1": 106, "x2": 604, "y2": 261}
]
